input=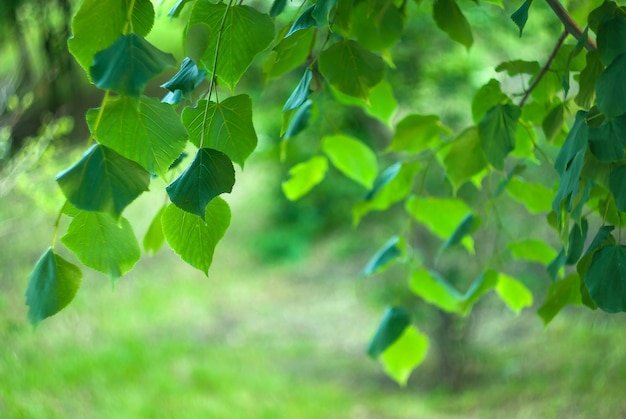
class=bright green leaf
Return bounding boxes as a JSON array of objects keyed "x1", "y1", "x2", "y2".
[
  {"x1": 264, "y1": 28, "x2": 315, "y2": 80},
  {"x1": 506, "y1": 178, "x2": 553, "y2": 214},
  {"x1": 62, "y1": 212, "x2": 141, "y2": 281},
  {"x1": 508, "y1": 239, "x2": 558, "y2": 265},
  {"x1": 322, "y1": 134, "x2": 378, "y2": 188},
  {"x1": 166, "y1": 148, "x2": 235, "y2": 219},
  {"x1": 584, "y1": 244, "x2": 626, "y2": 313},
  {"x1": 318, "y1": 40, "x2": 386, "y2": 99},
  {"x1": 162, "y1": 199, "x2": 231, "y2": 275},
  {"x1": 459, "y1": 271, "x2": 498, "y2": 315},
  {"x1": 433, "y1": 0, "x2": 473, "y2": 48},
  {"x1": 361, "y1": 236, "x2": 403, "y2": 276},
  {"x1": 330, "y1": 80, "x2": 398, "y2": 125},
  {"x1": 367, "y1": 306, "x2": 410, "y2": 358},
  {"x1": 282, "y1": 156, "x2": 328, "y2": 200},
  {"x1": 495, "y1": 60, "x2": 540, "y2": 76},
  {"x1": 443, "y1": 127, "x2": 487, "y2": 192},
  {"x1": 143, "y1": 205, "x2": 167, "y2": 255},
  {"x1": 56, "y1": 144, "x2": 150, "y2": 218},
  {"x1": 69, "y1": 0, "x2": 155, "y2": 75},
  {"x1": 90, "y1": 34, "x2": 176, "y2": 97},
  {"x1": 478, "y1": 103, "x2": 521, "y2": 170},
  {"x1": 596, "y1": 53, "x2": 626, "y2": 118},
  {"x1": 87, "y1": 96, "x2": 188, "y2": 177},
  {"x1": 439, "y1": 214, "x2": 479, "y2": 253},
  {"x1": 537, "y1": 274, "x2": 582, "y2": 325},
  {"x1": 379, "y1": 326, "x2": 428, "y2": 386},
  {"x1": 387, "y1": 114, "x2": 449, "y2": 154},
  {"x1": 169, "y1": 0, "x2": 192, "y2": 18},
  {"x1": 25, "y1": 248, "x2": 82, "y2": 326},
  {"x1": 182, "y1": 95, "x2": 258, "y2": 167},
  {"x1": 409, "y1": 268, "x2": 463, "y2": 313},
  {"x1": 495, "y1": 273, "x2": 533, "y2": 314}
]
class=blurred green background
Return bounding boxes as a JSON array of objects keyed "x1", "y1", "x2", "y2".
[{"x1": 2, "y1": 0, "x2": 626, "y2": 417}]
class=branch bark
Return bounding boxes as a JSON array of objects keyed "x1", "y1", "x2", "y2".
[{"x1": 544, "y1": 0, "x2": 597, "y2": 51}]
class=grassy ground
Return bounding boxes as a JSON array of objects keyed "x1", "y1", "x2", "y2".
[{"x1": 2, "y1": 157, "x2": 626, "y2": 418}]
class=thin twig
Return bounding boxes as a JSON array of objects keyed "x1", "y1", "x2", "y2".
[
  {"x1": 545, "y1": 0, "x2": 597, "y2": 51},
  {"x1": 519, "y1": 30, "x2": 567, "y2": 107}
]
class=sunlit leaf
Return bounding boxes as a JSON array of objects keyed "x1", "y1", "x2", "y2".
[
  {"x1": 472, "y1": 79, "x2": 507, "y2": 123},
  {"x1": 495, "y1": 273, "x2": 533, "y2": 314},
  {"x1": 282, "y1": 156, "x2": 328, "y2": 200},
  {"x1": 379, "y1": 326, "x2": 428, "y2": 386},
  {"x1": 443, "y1": 127, "x2": 487, "y2": 192},
  {"x1": 351, "y1": 0, "x2": 405, "y2": 51},
  {"x1": 329, "y1": 80, "x2": 398, "y2": 125},
  {"x1": 439, "y1": 214, "x2": 479, "y2": 253},
  {"x1": 538, "y1": 274, "x2": 582, "y2": 325},
  {"x1": 264, "y1": 28, "x2": 315, "y2": 80},
  {"x1": 387, "y1": 114, "x2": 449, "y2": 154},
  {"x1": 90, "y1": 34, "x2": 176, "y2": 97},
  {"x1": 62, "y1": 212, "x2": 141, "y2": 281},
  {"x1": 361, "y1": 236, "x2": 403, "y2": 276},
  {"x1": 322, "y1": 134, "x2": 378, "y2": 188},
  {"x1": 478, "y1": 103, "x2": 521, "y2": 170},
  {"x1": 162, "y1": 199, "x2": 231, "y2": 275},
  {"x1": 409, "y1": 268, "x2": 463, "y2": 313},
  {"x1": 144, "y1": 205, "x2": 167, "y2": 255},
  {"x1": 56, "y1": 144, "x2": 150, "y2": 218},
  {"x1": 25, "y1": 248, "x2": 82, "y2": 326},
  {"x1": 495, "y1": 60, "x2": 540, "y2": 76},
  {"x1": 166, "y1": 148, "x2": 235, "y2": 219},
  {"x1": 506, "y1": 178, "x2": 553, "y2": 214},
  {"x1": 508, "y1": 239, "x2": 558, "y2": 265},
  {"x1": 367, "y1": 306, "x2": 410, "y2": 358}
]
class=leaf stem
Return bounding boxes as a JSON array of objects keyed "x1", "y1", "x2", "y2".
[
  {"x1": 123, "y1": 0, "x2": 137, "y2": 34},
  {"x1": 51, "y1": 201, "x2": 68, "y2": 247},
  {"x1": 86, "y1": 90, "x2": 110, "y2": 147},
  {"x1": 519, "y1": 30, "x2": 567, "y2": 107},
  {"x1": 544, "y1": 0, "x2": 596, "y2": 51}
]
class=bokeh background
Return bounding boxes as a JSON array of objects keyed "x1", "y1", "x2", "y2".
[{"x1": 2, "y1": 0, "x2": 626, "y2": 417}]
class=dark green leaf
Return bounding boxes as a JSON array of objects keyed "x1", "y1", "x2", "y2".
[
  {"x1": 169, "y1": 0, "x2": 192, "y2": 18},
  {"x1": 56, "y1": 144, "x2": 150, "y2": 218},
  {"x1": 284, "y1": 99, "x2": 313, "y2": 139},
  {"x1": 588, "y1": 114, "x2": 626, "y2": 162},
  {"x1": 269, "y1": 0, "x2": 287, "y2": 17},
  {"x1": 554, "y1": 111, "x2": 589, "y2": 174},
  {"x1": 511, "y1": 0, "x2": 533, "y2": 36},
  {"x1": 566, "y1": 218, "x2": 589, "y2": 265},
  {"x1": 439, "y1": 214, "x2": 480, "y2": 253},
  {"x1": 596, "y1": 53, "x2": 626, "y2": 118},
  {"x1": 161, "y1": 57, "x2": 206, "y2": 101},
  {"x1": 585, "y1": 225, "x2": 616, "y2": 256},
  {"x1": 537, "y1": 274, "x2": 582, "y2": 325},
  {"x1": 69, "y1": 0, "x2": 155, "y2": 75},
  {"x1": 166, "y1": 148, "x2": 235, "y2": 219},
  {"x1": 361, "y1": 236, "x2": 402, "y2": 277},
  {"x1": 433, "y1": 0, "x2": 473, "y2": 48},
  {"x1": 318, "y1": 40, "x2": 386, "y2": 99},
  {"x1": 495, "y1": 60, "x2": 540, "y2": 76},
  {"x1": 25, "y1": 248, "x2": 82, "y2": 326},
  {"x1": 282, "y1": 156, "x2": 328, "y2": 200},
  {"x1": 597, "y1": 17, "x2": 626, "y2": 66},
  {"x1": 144, "y1": 205, "x2": 167, "y2": 255},
  {"x1": 351, "y1": 0, "x2": 405, "y2": 51},
  {"x1": 322, "y1": 134, "x2": 378, "y2": 188},
  {"x1": 162, "y1": 199, "x2": 231, "y2": 275},
  {"x1": 584, "y1": 244, "x2": 626, "y2": 313},
  {"x1": 588, "y1": 1, "x2": 625, "y2": 33},
  {"x1": 286, "y1": 5, "x2": 317, "y2": 37},
  {"x1": 62, "y1": 212, "x2": 141, "y2": 281},
  {"x1": 312, "y1": 0, "x2": 337, "y2": 26},
  {"x1": 609, "y1": 165, "x2": 626, "y2": 211},
  {"x1": 542, "y1": 103, "x2": 565, "y2": 141},
  {"x1": 182, "y1": 95, "x2": 258, "y2": 167},
  {"x1": 575, "y1": 50, "x2": 603, "y2": 109},
  {"x1": 367, "y1": 307, "x2": 411, "y2": 358},
  {"x1": 460, "y1": 271, "x2": 498, "y2": 314},
  {"x1": 283, "y1": 68, "x2": 313, "y2": 112},
  {"x1": 472, "y1": 79, "x2": 507, "y2": 123},
  {"x1": 547, "y1": 248, "x2": 566, "y2": 281},
  {"x1": 387, "y1": 114, "x2": 450, "y2": 153},
  {"x1": 443, "y1": 127, "x2": 487, "y2": 191},
  {"x1": 478, "y1": 104, "x2": 521, "y2": 170},
  {"x1": 87, "y1": 96, "x2": 188, "y2": 177}
]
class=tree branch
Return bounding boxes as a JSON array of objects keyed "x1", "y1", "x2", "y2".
[{"x1": 545, "y1": 0, "x2": 597, "y2": 51}]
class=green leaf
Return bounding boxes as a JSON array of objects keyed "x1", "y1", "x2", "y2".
[
  {"x1": 542, "y1": 103, "x2": 565, "y2": 141},
  {"x1": 361, "y1": 236, "x2": 403, "y2": 276},
  {"x1": 25, "y1": 248, "x2": 82, "y2": 326},
  {"x1": 87, "y1": 96, "x2": 188, "y2": 177},
  {"x1": 286, "y1": 5, "x2": 317, "y2": 37},
  {"x1": 584, "y1": 244, "x2": 626, "y2": 313},
  {"x1": 312, "y1": 0, "x2": 337, "y2": 26},
  {"x1": 189, "y1": 3, "x2": 274, "y2": 89},
  {"x1": 459, "y1": 271, "x2": 499, "y2": 314},
  {"x1": 409, "y1": 268, "x2": 463, "y2": 313},
  {"x1": 161, "y1": 58, "x2": 206, "y2": 102},
  {"x1": 554, "y1": 111, "x2": 588, "y2": 174},
  {"x1": 405, "y1": 196, "x2": 474, "y2": 250},
  {"x1": 566, "y1": 218, "x2": 589, "y2": 264},
  {"x1": 329, "y1": 80, "x2": 398, "y2": 125},
  {"x1": 433, "y1": 0, "x2": 473, "y2": 48},
  {"x1": 351, "y1": 0, "x2": 405, "y2": 51},
  {"x1": 269, "y1": 0, "x2": 287, "y2": 17},
  {"x1": 318, "y1": 40, "x2": 386, "y2": 99},
  {"x1": 537, "y1": 274, "x2": 582, "y2": 325},
  {"x1": 69, "y1": 0, "x2": 155, "y2": 75},
  {"x1": 143, "y1": 205, "x2": 167, "y2": 255},
  {"x1": 439, "y1": 213, "x2": 480, "y2": 254},
  {"x1": 353, "y1": 162, "x2": 420, "y2": 224},
  {"x1": 321, "y1": 134, "x2": 378, "y2": 188},
  {"x1": 367, "y1": 307, "x2": 410, "y2": 358},
  {"x1": 162, "y1": 199, "x2": 231, "y2": 275},
  {"x1": 379, "y1": 326, "x2": 428, "y2": 386},
  {"x1": 182, "y1": 95, "x2": 258, "y2": 167},
  {"x1": 508, "y1": 239, "x2": 558, "y2": 265},
  {"x1": 609, "y1": 164, "x2": 626, "y2": 211},
  {"x1": 495, "y1": 60, "x2": 540, "y2": 76},
  {"x1": 596, "y1": 53, "x2": 626, "y2": 118},
  {"x1": 90, "y1": 34, "x2": 176, "y2": 97},
  {"x1": 283, "y1": 100, "x2": 313, "y2": 139},
  {"x1": 506, "y1": 178, "x2": 553, "y2": 214},
  {"x1": 283, "y1": 68, "x2": 313, "y2": 112},
  {"x1": 264, "y1": 28, "x2": 315, "y2": 80},
  {"x1": 597, "y1": 17, "x2": 626, "y2": 66},
  {"x1": 472, "y1": 79, "x2": 507, "y2": 123},
  {"x1": 588, "y1": 114, "x2": 626, "y2": 162},
  {"x1": 169, "y1": 0, "x2": 192, "y2": 18},
  {"x1": 56, "y1": 144, "x2": 150, "y2": 218},
  {"x1": 387, "y1": 114, "x2": 449, "y2": 154},
  {"x1": 442, "y1": 127, "x2": 487, "y2": 192},
  {"x1": 282, "y1": 156, "x2": 328, "y2": 201},
  {"x1": 511, "y1": 0, "x2": 533, "y2": 36},
  {"x1": 495, "y1": 273, "x2": 533, "y2": 314},
  {"x1": 62, "y1": 212, "x2": 141, "y2": 281},
  {"x1": 478, "y1": 103, "x2": 521, "y2": 170},
  {"x1": 575, "y1": 50, "x2": 604, "y2": 109},
  {"x1": 166, "y1": 148, "x2": 235, "y2": 219}
]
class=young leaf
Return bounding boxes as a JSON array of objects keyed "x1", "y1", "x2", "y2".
[
  {"x1": 169, "y1": 0, "x2": 192, "y2": 18},
  {"x1": 87, "y1": 96, "x2": 188, "y2": 177},
  {"x1": 387, "y1": 114, "x2": 449, "y2": 154},
  {"x1": 144, "y1": 205, "x2": 167, "y2": 255},
  {"x1": 25, "y1": 248, "x2": 82, "y2": 326},
  {"x1": 511, "y1": 0, "x2": 533, "y2": 36},
  {"x1": 443, "y1": 127, "x2": 487, "y2": 192},
  {"x1": 182, "y1": 95, "x2": 258, "y2": 167},
  {"x1": 282, "y1": 156, "x2": 328, "y2": 201},
  {"x1": 321, "y1": 134, "x2": 378, "y2": 189},
  {"x1": 478, "y1": 103, "x2": 521, "y2": 170},
  {"x1": 379, "y1": 326, "x2": 429, "y2": 386},
  {"x1": 596, "y1": 53, "x2": 626, "y2": 118},
  {"x1": 162, "y1": 199, "x2": 231, "y2": 276},
  {"x1": 584, "y1": 244, "x2": 626, "y2": 313},
  {"x1": 56, "y1": 144, "x2": 150, "y2": 219},
  {"x1": 508, "y1": 239, "x2": 558, "y2": 265},
  {"x1": 68, "y1": 0, "x2": 155, "y2": 75},
  {"x1": 537, "y1": 274, "x2": 582, "y2": 325},
  {"x1": 472, "y1": 79, "x2": 507, "y2": 123},
  {"x1": 495, "y1": 273, "x2": 533, "y2": 314},
  {"x1": 459, "y1": 271, "x2": 499, "y2": 315},
  {"x1": 361, "y1": 236, "x2": 403, "y2": 277},
  {"x1": 90, "y1": 34, "x2": 176, "y2": 97},
  {"x1": 409, "y1": 268, "x2": 464, "y2": 313},
  {"x1": 286, "y1": 5, "x2": 317, "y2": 37},
  {"x1": 166, "y1": 148, "x2": 235, "y2": 219},
  {"x1": 506, "y1": 178, "x2": 553, "y2": 214},
  {"x1": 329, "y1": 80, "x2": 398, "y2": 126},
  {"x1": 61, "y1": 212, "x2": 141, "y2": 281},
  {"x1": 283, "y1": 68, "x2": 313, "y2": 112},
  {"x1": 161, "y1": 57, "x2": 206, "y2": 101},
  {"x1": 188, "y1": 3, "x2": 274, "y2": 89},
  {"x1": 367, "y1": 307, "x2": 411, "y2": 359},
  {"x1": 318, "y1": 40, "x2": 386, "y2": 99},
  {"x1": 433, "y1": 0, "x2": 473, "y2": 48}
]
